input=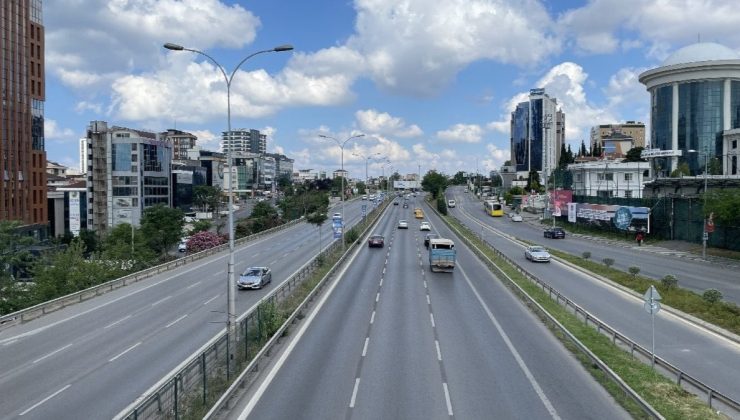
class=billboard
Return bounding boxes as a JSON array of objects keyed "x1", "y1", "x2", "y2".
[
  {"x1": 550, "y1": 190, "x2": 572, "y2": 217},
  {"x1": 567, "y1": 203, "x2": 650, "y2": 233},
  {"x1": 69, "y1": 192, "x2": 81, "y2": 237},
  {"x1": 393, "y1": 180, "x2": 420, "y2": 190}
]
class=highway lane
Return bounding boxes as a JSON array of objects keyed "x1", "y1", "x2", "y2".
[
  {"x1": 240, "y1": 198, "x2": 628, "y2": 419},
  {"x1": 447, "y1": 186, "x2": 740, "y2": 303},
  {"x1": 0, "y1": 199, "x2": 372, "y2": 419},
  {"x1": 444, "y1": 191, "x2": 740, "y2": 403}
]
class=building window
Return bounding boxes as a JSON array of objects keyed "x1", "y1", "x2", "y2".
[
  {"x1": 733, "y1": 140, "x2": 738, "y2": 149},
  {"x1": 624, "y1": 190, "x2": 633, "y2": 198},
  {"x1": 624, "y1": 173, "x2": 633, "y2": 181},
  {"x1": 597, "y1": 173, "x2": 613, "y2": 181},
  {"x1": 112, "y1": 143, "x2": 132, "y2": 171}
]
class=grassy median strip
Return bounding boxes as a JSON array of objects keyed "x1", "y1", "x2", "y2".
[
  {"x1": 444, "y1": 215, "x2": 721, "y2": 420},
  {"x1": 548, "y1": 249, "x2": 740, "y2": 335}
]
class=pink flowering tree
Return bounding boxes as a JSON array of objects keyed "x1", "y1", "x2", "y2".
[{"x1": 187, "y1": 231, "x2": 225, "y2": 253}]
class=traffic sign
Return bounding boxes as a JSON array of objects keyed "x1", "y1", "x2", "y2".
[
  {"x1": 643, "y1": 285, "x2": 662, "y2": 315},
  {"x1": 643, "y1": 301, "x2": 661, "y2": 314},
  {"x1": 703, "y1": 232, "x2": 709, "y2": 241}
]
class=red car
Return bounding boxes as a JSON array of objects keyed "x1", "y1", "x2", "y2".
[{"x1": 368, "y1": 234, "x2": 385, "y2": 248}]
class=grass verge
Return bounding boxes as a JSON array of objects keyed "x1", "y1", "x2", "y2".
[
  {"x1": 444, "y1": 215, "x2": 722, "y2": 420},
  {"x1": 548, "y1": 250, "x2": 740, "y2": 335}
]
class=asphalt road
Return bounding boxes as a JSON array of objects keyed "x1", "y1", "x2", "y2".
[
  {"x1": 448, "y1": 186, "x2": 739, "y2": 303},
  {"x1": 445, "y1": 187, "x2": 740, "y2": 403},
  {"x1": 239, "y1": 197, "x2": 628, "y2": 419},
  {"x1": 0, "y1": 199, "x2": 372, "y2": 419}
]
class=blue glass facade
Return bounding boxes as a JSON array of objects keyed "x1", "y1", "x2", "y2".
[
  {"x1": 530, "y1": 99, "x2": 543, "y2": 172},
  {"x1": 731, "y1": 81, "x2": 740, "y2": 129},
  {"x1": 650, "y1": 85, "x2": 673, "y2": 177},
  {"x1": 677, "y1": 81, "x2": 723, "y2": 174},
  {"x1": 511, "y1": 103, "x2": 529, "y2": 172},
  {"x1": 112, "y1": 143, "x2": 132, "y2": 171}
]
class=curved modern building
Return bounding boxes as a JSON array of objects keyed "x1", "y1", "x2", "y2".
[{"x1": 639, "y1": 42, "x2": 740, "y2": 177}]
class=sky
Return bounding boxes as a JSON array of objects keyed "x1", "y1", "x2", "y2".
[{"x1": 42, "y1": 0, "x2": 740, "y2": 179}]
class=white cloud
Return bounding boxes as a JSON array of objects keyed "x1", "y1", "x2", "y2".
[
  {"x1": 486, "y1": 121, "x2": 509, "y2": 134},
  {"x1": 355, "y1": 109, "x2": 422, "y2": 138},
  {"x1": 350, "y1": 0, "x2": 560, "y2": 96},
  {"x1": 436, "y1": 124, "x2": 483, "y2": 143},
  {"x1": 189, "y1": 129, "x2": 220, "y2": 152},
  {"x1": 45, "y1": 119, "x2": 78, "y2": 143},
  {"x1": 75, "y1": 101, "x2": 103, "y2": 114},
  {"x1": 604, "y1": 67, "x2": 650, "y2": 108},
  {"x1": 485, "y1": 144, "x2": 509, "y2": 168}
]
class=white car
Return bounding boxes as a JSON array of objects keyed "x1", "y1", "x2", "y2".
[
  {"x1": 178, "y1": 240, "x2": 188, "y2": 252},
  {"x1": 525, "y1": 245, "x2": 551, "y2": 262},
  {"x1": 398, "y1": 220, "x2": 409, "y2": 229},
  {"x1": 332, "y1": 212, "x2": 342, "y2": 219},
  {"x1": 511, "y1": 214, "x2": 523, "y2": 222},
  {"x1": 419, "y1": 221, "x2": 431, "y2": 231},
  {"x1": 447, "y1": 199, "x2": 456, "y2": 208}
]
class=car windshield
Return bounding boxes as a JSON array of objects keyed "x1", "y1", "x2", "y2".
[
  {"x1": 371, "y1": 235, "x2": 383, "y2": 240},
  {"x1": 243, "y1": 269, "x2": 262, "y2": 276},
  {"x1": 530, "y1": 246, "x2": 546, "y2": 252}
]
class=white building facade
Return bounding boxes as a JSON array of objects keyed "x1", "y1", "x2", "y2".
[{"x1": 569, "y1": 161, "x2": 652, "y2": 199}]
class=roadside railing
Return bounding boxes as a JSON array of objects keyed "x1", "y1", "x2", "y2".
[
  {"x1": 115, "y1": 198, "x2": 391, "y2": 420},
  {"x1": 436, "y1": 202, "x2": 740, "y2": 417},
  {"x1": 0, "y1": 217, "x2": 304, "y2": 331}
]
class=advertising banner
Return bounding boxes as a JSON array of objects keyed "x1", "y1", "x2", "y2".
[
  {"x1": 568, "y1": 203, "x2": 650, "y2": 232},
  {"x1": 550, "y1": 190, "x2": 573, "y2": 217},
  {"x1": 69, "y1": 192, "x2": 81, "y2": 237}
]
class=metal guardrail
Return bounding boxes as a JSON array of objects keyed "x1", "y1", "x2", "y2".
[
  {"x1": 115, "y1": 199, "x2": 391, "y2": 420},
  {"x1": 425, "y1": 200, "x2": 665, "y2": 419},
  {"x1": 436, "y1": 201, "x2": 740, "y2": 417},
  {"x1": 0, "y1": 217, "x2": 304, "y2": 332}
]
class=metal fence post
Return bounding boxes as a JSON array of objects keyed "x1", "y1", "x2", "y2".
[
  {"x1": 202, "y1": 352, "x2": 207, "y2": 406},
  {"x1": 244, "y1": 317, "x2": 249, "y2": 361},
  {"x1": 174, "y1": 374, "x2": 179, "y2": 420},
  {"x1": 226, "y1": 335, "x2": 231, "y2": 381}
]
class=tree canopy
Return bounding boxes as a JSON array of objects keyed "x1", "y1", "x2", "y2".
[
  {"x1": 421, "y1": 170, "x2": 449, "y2": 199},
  {"x1": 624, "y1": 146, "x2": 646, "y2": 162},
  {"x1": 704, "y1": 189, "x2": 740, "y2": 226},
  {"x1": 140, "y1": 204, "x2": 184, "y2": 257}
]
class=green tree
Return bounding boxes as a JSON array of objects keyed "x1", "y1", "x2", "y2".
[
  {"x1": 707, "y1": 157, "x2": 722, "y2": 175},
  {"x1": 33, "y1": 240, "x2": 125, "y2": 301},
  {"x1": 248, "y1": 202, "x2": 282, "y2": 233},
  {"x1": 558, "y1": 143, "x2": 569, "y2": 168},
  {"x1": 193, "y1": 185, "x2": 222, "y2": 212},
  {"x1": 451, "y1": 171, "x2": 467, "y2": 185},
  {"x1": 579, "y1": 140, "x2": 588, "y2": 157},
  {"x1": 356, "y1": 181, "x2": 367, "y2": 195},
  {"x1": 331, "y1": 176, "x2": 347, "y2": 198},
  {"x1": 525, "y1": 170, "x2": 542, "y2": 193},
  {"x1": 276, "y1": 174, "x2": 294, "y2": 196},
  {"x1": 421, "y1": 170, "x2": 449, "y2": 199},
  {"x1": 101, "y1": 223, "x2": 156, "y2": 271},
  {"x1": 189, "y1": 219, "x2": 212, "y2": 234},
  {"x1": 78, "y1": 229, "x2": 99, "y2": 255},
  {"x1": 624, "y1": 146, "x2": 646, "y2": 162},
  {"x1": 704, "y1": 188, "x2": 740, "y2": 226},
  {"x1": 566, "y1": 144, "x2": 574, "y2": 164},
  {"x1": 140, "y1": 204, "x2": 185, "y2": 258},
  {"x1": 0, "y1": 221, "x2": 37, "y2": 314},
  {"x1": 306, "y1": 211, "x2": 329, "y2": 256},
  {"x1": 670, "y1": 162, "x2": 691, "y2": 178}
]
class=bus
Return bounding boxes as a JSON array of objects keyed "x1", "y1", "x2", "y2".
[
  {"x1": 484, "y1": 201, "x2": 503, "y2": 217},
  {"x1": 414, "y1": 208, "x2": 424, "y2": 219}
]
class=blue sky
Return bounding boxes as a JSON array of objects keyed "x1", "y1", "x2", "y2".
[{"x1": 43, "y1": 0, "x2": 740, "y2": 179}]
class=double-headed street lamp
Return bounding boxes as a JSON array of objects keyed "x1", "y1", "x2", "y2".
[
  {"x1": 319, "y1": 133, "x2": 366, "y2": 249},
  {"x1": 353, "y1": 152, "x2": 383, "y2": 193},
  {"x1": 163, "y1": 42, "x2": 293, "y2": 371}
]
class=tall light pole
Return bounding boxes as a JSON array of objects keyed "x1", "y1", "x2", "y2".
[
  {"x1": 687, "y1": 149, "x2": 710, "y2": 260},
  {"x1": 164, "y1": 42, "x2": 293, "y2": 371},
  {"x1": 319, "y1": 133, "x2": 365, "y2": 249},
  {"x1": 353, "y1": 152, "x2": 382, "y2": 193}
]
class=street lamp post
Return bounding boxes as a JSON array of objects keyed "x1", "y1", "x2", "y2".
[
  {"x1": 353, "y1": 152, "x2": 382, "y2": 194},
  {"x1": 319, "y1": 134, "x2": 366, "y2": 250},
  {"x1": 164, "y1": 42, "x2": 293, "y2": 373},
  {"x1": 688, "y1": 149, "x2": 710, "y2": 260}
]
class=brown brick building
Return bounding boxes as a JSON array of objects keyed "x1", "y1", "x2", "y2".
[{"x1": 1, "y1": 0, "x2": 47, "y2": 233}]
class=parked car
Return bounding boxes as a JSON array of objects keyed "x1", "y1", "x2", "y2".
[
  {"x1": 368, "y1": 234, "x2": 385, "y2": 248},
  {"x1": 511, "y1": 214, "x2": 523, "y2": 222},
  {"x1": 544, "y1": 227, "x2": 566, "y2": 239},
  {"x1": 398, "y1": 220, "x2": 409, "y2": 229},
  {"x1": 419, "y1": 221, "x2": 431, "y2": 231},
  {"x1": 524, "y1": 245, "x2": 551, "y2": 262},
  {"x1": 424, "y1": 233, "x2": 439, "y2": 248},
  {"x1": 178, "y1": 241, "x2": 188, "y2": 252},
  {"x1": 238, "y1": 267, "x2": 272, "y2": 289},
  {"x1": 447, "y1": 199, "x2": 456, "y2": 208}
]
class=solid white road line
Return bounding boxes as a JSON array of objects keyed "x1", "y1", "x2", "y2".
[
  {"x1": 349, "y1": 377, "x2": 361, "y2": 408},
  {"x1": 379, "y1": 277, "x2": 383, "y2": 286},
  {"x1": 2, "y1": 339, "x2": 18, "y2": 346},
  {"x1": 457, "y1": 263, "x2": 561, "y2": 419},
  {"x1": 150, "y1": 296, "x2": 172, "y2": 307},
  {"x1": 19, "y1": 384, "x2": 71, "y2": 416},
  {"x1": 435, "y1": 340, "x2": 442, "y2": 361},
  {"x1": 442, "y1": 382, "x2": 453, "y2": 416},
  {"x1": 370, "y1": 311, "x2": 376, "y2": 324},
  {"x1": 104, "y1": 315, "x2": 132, "y2": 329},
  {"x1": 32, "y1": 343, "x2": 73, "y2": 364},
  {"x1": 375, "y1": 292, "x2": 380, "y2": 303},
  {"x1": 424, "y1": 280, "x2": 427, "y2": 289},
  {"x1": 203, "y1": 295, "x2": 219, "y2": 305},
  {"x1": 427, "y1": 295, "x2": 431, "y2": 305},
  {"x1": 165, "y1": 314, "x2": 188, "y2": 328},
  {"x1": 430, "y1": 313, "x2": 435, "y2": 328},
  {"x1": 109, "y1": 341, "x2": 142, "y2": 362},
  {"x1": 362, "y1": 337, "x2": 369, "y2": 357}
]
